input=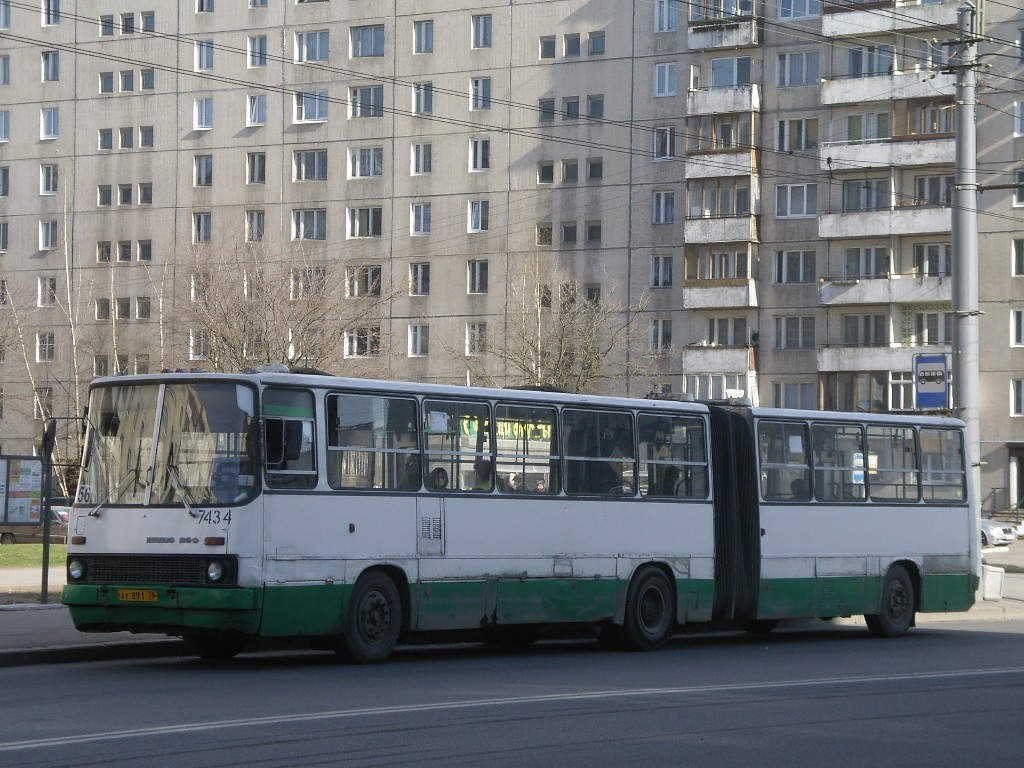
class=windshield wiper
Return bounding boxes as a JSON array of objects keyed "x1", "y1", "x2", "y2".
[
  {"x1": 166, "y1": 461, "x2": 200, "y2": 519},
  {"x1": 88, "y1": 468, "x2": 139, "y2": 517}
]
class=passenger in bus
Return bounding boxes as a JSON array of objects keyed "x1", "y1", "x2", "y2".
[
  {"x1": 472, "y1": 460, "x2": 493, "y2": 492},
  {"x1": 509, "y1": 473, "x2": 525, "y2": 492},
  {"x1": 534, "y1": 479, "x2": 546, "y2": 493},
  {"x1": 430, "y1": 467, "x2": 449, "y2": 490},
  {"x1": 659, "y1": 466, "x2": 681, "y2": 496},
  {"x1": 397, "y1": 456, "x2": 420, "y2": 490},
  {"x1": 790, "y1": 477, "x2": 810, "y2": 501}
]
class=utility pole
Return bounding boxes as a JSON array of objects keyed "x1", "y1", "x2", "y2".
[{"x1": 951, "y1": 1, "x2": 981, "y2": 507}]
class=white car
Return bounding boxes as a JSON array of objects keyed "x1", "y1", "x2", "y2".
[{"x1": 980, "y1": 519, "x2": 1017, "y2": 547}]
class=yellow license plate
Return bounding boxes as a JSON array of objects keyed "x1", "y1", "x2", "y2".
[{"x1": 116, "y1": 589, "x2": 158, "y2": 603}]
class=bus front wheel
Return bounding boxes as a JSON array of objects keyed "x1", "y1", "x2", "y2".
[
  {"x1": 865, "y1": 564, "x2": 914, "y2": 638},
  {"x1": 619, "y1": 566, "x2": 674, "y2": 652},
  {"x1": 338, "y1": 571, "x2": 402, "y2": 664}
]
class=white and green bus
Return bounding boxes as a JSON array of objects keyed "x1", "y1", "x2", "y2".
[{"x1": 61, "y1": 369, "x2": 977, "y2": 662}]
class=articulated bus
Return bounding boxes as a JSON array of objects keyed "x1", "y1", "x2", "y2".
[{"x1": 61, "y1": 370, "x2": 977, "y2": 662}]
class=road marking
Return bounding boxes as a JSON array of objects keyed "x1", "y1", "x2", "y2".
[{"x1": 4, "y1": 666, "x2": 1024, "y2": 752}]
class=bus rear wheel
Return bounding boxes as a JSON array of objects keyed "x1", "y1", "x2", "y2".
[
  {"x1": 619, "y1": 566, "x2": 674, "y2": 652},
  {"x1": 0, "y1": 533, "x2": 16, "y2": 545},
  {"x1": 865, "y1": 564, "x2": 914, "y2": 638},
  {"x1": 338, "y1": 571, "x2": 402, "y2": 664}
]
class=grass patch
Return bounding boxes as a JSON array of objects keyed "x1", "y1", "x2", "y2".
[{"x1": 0, "y1": 544, "x2": 67, "y2": 569}]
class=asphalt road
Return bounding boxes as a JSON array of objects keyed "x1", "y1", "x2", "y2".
[{"x1": 3, "y1": 619, "x2": 1023, "y2": 767}]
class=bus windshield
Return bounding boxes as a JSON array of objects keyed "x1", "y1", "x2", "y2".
[{"x1": 81, "y1": 381, "x2": 258, "y2": 508}]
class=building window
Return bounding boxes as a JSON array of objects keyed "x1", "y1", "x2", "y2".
[
  {"x1": 655, "y1": 0, "x2": 678, "y2": 31},
  {"x1": 189, "y1": 329, "x2": 210, "y2": 361},
  {"x1": 344, "y1": 327, "x2": 381, "y2": 358},
  {"x1": 349, "y1": 207, "x2": 383, "y2": 238},
  {"x1": 120, "y1": 70, "x2": 134, "y2": 92},
  {"x1": 351, "y1": 25, "x2": 384, "y2": 57},
  {"x1": 349, "y1": 146, "x2": 382, "y2": 178},
  {"x1": 778, "y1": 0, "x2": 819, "y2": 20},
  {"x1": 138, "y1": 240, "x2": 152, "y2": 261},
  {"x1": 775, "y1": 184, "x2": 817, "y2": 218},
  {"x1": 564, "y1": 33, "x2": 581, "y2": 57},
  {"x1": 1013, "y1": 380, "x2": 1024, "y2": 416},
  {"x1": 914, "y1": 174, "x2": 953, "y2": 207},
  {"x1": 842, "y1": 246, "x2": 888, "y2": 279},
  {"x1": 42, "y1": 50, "x2": 59, "y2": 81},
  {"x1": 469, "y1": 138, "x2": 491, "y2": 171},
  {"x1": 40, "y1": 107, "x2": 59, "y2": 140},
  {"x1": 346, "y1": 265, "x2": 382, "y2": 297},
  {"x1": 586, "y1": 221, "x2": 602, "y2": 244},
  {"x1": 654, "y1": 127, "x2": 676, "y2": 159},
  {"x1": 913, "y1": 312, "x2": 953, "y2": 346},
  {"x1": 539, "y1": 99, "x2": 556, "y2": 122},
  {"x1": 1013, "y1": 309, "x2": 1024, "y2": 347},
  {"x1": 195, "y1": 40, "x2": 214, "y2": 71},
  {"x1": 141, "y1": 68, "x2": 155, "y2": 89},
  {"x1": 249, "y1": 35, "x2": 267, "y2": 67},
  {"x1": 296, "y1": 148, "x2": 330, "y2": 180},
  {"x1": 194, "y1": 155, "x2": 213, "y2": 186},
  {"x1": 470, "y1": 77, "x2": 491, "y2": 110},
  {"x1": 350, "y1": 86, "x2": 383, "y2": 118},
  {"x1": 412, "y1": 143, "x2": 432, "y2": 174},
  {"x1": 411, "y1": 202, "x2": 431, "y2": 235},
  {"x1": 39, "y1": 220, "x2": 58, "y2": 250},
  {"x1": 246, "y1": 210, "x2": 265, "y2": 242},
  {"x1": 652, "y1": 255, "x2": 673, "y2": 288},
  {"x1": 913, "y1": 243, "x2": 952, "y2": 277},
  {"x1": 587, "y1": 95, "x2": 604, "y2": 119},
  {"x1": 562, "y1": 160, "x2": 578, "y2": 183},
  {"x1": 651, "y1": 319, "x2": 672, "y2": 352},
  {"x1": 99, "y1": 14, "x2": 114, "y2": 35},
  {"x1": 468, "y1": 201, "x2": 489, "y2": 233},
  {"x1": 119, "y1": 127, "x2": 133, "y2": 148},
  {"x1": 140, "y1": 126, "x2": 154, "y2": 147},
  {"x1": 466, "y1": 322, "x2": 487, "y2": 356},
  {"x1": 193, "y1": 212, "x2": 212, "y2": 243},
  {"x1": 96, "y1": 241, "x2": 111, "y2": 262},
  {"x1": 537, "y1": 161, "x2": 554, "y2": 184},
  {"x1": 711, "y1": 56, "x2": 752, "y2": 88},
  {"x1": 588, "y1": 31, "x2": 605, "y2": 56},
  {"x1": 197, "y1": 0, "x2": 214, "y2": 12},
  {"x1": 409, "y1": 324, "x2": 430, "y2": 357},
  {"x1": 563, "y1": 97, "x2": 580, "y2": 120},
  {"x1": 117, "y1": 240, "x2": 132, "y2": 262},
  {"x1": 472, "y1": 14, "x2": 492, "y2": 49},
  {"x1": 846, "y1": 111, "x2": 890, "y2": 143},
  {"x1": 707, "y1": 316, "x2": 748, "y2": 346},
  {"x1": 42, "y1": 0, "x2": 60, "y2": 25},
  {"x1": 1013, "y1": 239, "x2": 1024, "y2": 276},
  {"x1": 247, "y1": 152, "x2": 266, "y2": 184},
  {"x1": 413, "y1": 82, "x2": 433, "y2": 115},
  {"x1": 410, "y1": 263, "x2": 430, "y2": 295},
  {"x1": 773, "y1": 382, "x2": 817, "y2": 410},
  {"x1": 848, "y1": 44, "x2": 893, "y2": 78},
  {"x1": 142, "y1": 11, "x2": 154, "y2": 31},
  {"x1": 194, "y1": 97, "x2": 213, "y2": 129},
  {"x1": 587, "y1": 157, "x2": 603, "y2": 180},
  {"x1": 1, "y1": 54, "x2": 8, "y2": 85},
  {"x1": 539, "y1": 36, "x2": 556, "y2": 59},
  {"x1": 561, "y1": 222, "x2": 577, "y2": 244},
  {"x1": 94, "y1": 355, "x2": 109, "y2": 377},
  {"x1": 293, "y1": 208, "x2": 327, "y2": 240},
  {"x1": 0, "y1": 166, "x2": 8, "y2": 196},
  {"x1": 296, "y1": 90, "x2": 328, "y2": 121},
  {"x1": 774, "y1": 250, "x2": 815, "y2": 284},
  {"x1": 653, "y1": 191, "x2": 675, "y2": 224},
  {"x1": 842, "y1": 177, "x2": 888, "y2": 212},
  {"x1": 0, "y1": 110, "x2": 8, "y2": 141},
  {"x1": 294, "y1": 30, "x2": 330, "y2": 63},
  {"x1": 777, "y1": 118, "x2": 818, "y2": 151},
  {"x1": 414, "y1": 20, "x2": 433, "y2": 54},
  {"x1": 40, "y1": 164, "x2": 58, "y2": 195},
  {"x1": 655, "y1": 63, "x2": 676, "y2": 96},
  {"x1": 468, "y1": 260, "x2": 489, "y2": 294},
  {"x1": 115, "y1": 297, "x2": 131, "y2": 320},
  {"x1": 778, "y1": 52, "x2": 819, "y2": 87},
  {"x1": 118, "y1": 183, "x2": 132, "y2": 205},
  {"x1": 247, "y1": 94, "x2": 267, "y2": 126},
  {"x1": 774, "y1": 316, "x2": 815, "y2": 349},
  {"x1": 37, "y1": 276, "x2": 57, "y2": 307},
  {"x1": 1016, "y1": 169, "x2": 1024, "y2": 207},
  {"x1": 291, "y1": 266, "x2": 328, "y2": 299},
  {"x1": 36, "y1": 333, "x2": 55, "y2": 363},
  {"x1": 842, "y1": 314, "x2": 887, "y2": 347},
  {"x1": 536, "y1": 222, "x2": 553, "y2": 246}
]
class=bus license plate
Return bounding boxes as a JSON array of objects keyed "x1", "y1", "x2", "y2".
[{"x1": 116, "y1": 589, "x2": 158, "y2": 603}]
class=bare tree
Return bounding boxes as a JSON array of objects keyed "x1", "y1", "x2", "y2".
[
  {"x1": 465, "y1": 253, "x2": 650, "y2": 394},
  {"x1": 180, "y1": 242, "x2": 398, "y2": 376}
]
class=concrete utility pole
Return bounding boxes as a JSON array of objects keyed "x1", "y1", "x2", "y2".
[{"x1": 951, "y1": 1, "x2": 981, "y2": 506}]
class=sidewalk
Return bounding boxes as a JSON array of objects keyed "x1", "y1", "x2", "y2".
[{"x1": 2, "y1": 546, "x2": 1023, "y2": 666}]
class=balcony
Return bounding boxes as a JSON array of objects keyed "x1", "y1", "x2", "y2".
[
  {"x1": 684, "y1": 214, "x2": 758, "y2": 243},
  {"x1": 820, "y1": 135, "x2": 955, "y2": 171},
  {"x1": 685, "y1": 150, "x2": 756, "y2": 179},
  {"x1": 820, "y1": 71, "x2": 955, "y2": 105},
  {"x1": 818, "y1": 273, "x2": 951, "y2": 306},
  {"x1": 687, "y1": 84, "x2": 760, "y2": 116},
  {"x1": 687, "y1": 16, "x2": 759, "y2": 51},
  {"x1": 679, "y1": 344, "x2": 754, "y2": 374},
  {"x1": 682, "y1": 278, "x2": 758, "y2": 309},
  {"x1": 818, "y1": 205, "x2": 950, "y2": 239},
  {"x1": 822, "y1": 1, "x2": 958, "y2": 36},
  {"x1": 817, "y1": 341, "x2": 951, "y2": 372}
]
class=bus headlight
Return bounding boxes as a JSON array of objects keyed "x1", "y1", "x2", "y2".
[
  {"x1": 68, "y1": 559, "x2": 86, "y2": 581},
  {"x1": 206, "y1": 560, "x2": 226, "y2": 583}
]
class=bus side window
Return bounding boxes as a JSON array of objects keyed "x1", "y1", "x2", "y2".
[
  {"x1": 757, "y1": 420, "x2": 811, "y2": 502},
  {"x1": 263, "y1": 388, "x2": 317, "y2": 489}
]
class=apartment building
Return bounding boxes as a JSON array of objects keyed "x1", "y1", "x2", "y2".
[{"x1": 0, "y1": 0, "x2": 1022, "y2": 512}]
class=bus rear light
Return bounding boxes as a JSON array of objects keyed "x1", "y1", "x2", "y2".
[{"x1": 204, "y1": 537, "x2": 225, "y2": 546}]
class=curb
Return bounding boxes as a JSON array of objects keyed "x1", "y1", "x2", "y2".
[{"x1": 0, "y1": 640, "x2": 187, "y2": 668}]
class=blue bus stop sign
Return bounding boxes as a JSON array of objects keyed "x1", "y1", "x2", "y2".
[{"x1": 914, "y1": 354, "x2": 948, "y2": 410}]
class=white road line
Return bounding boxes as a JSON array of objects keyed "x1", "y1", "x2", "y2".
[{"x1": 4, "y1": 667, "x2": 1024, "y2": 753}]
